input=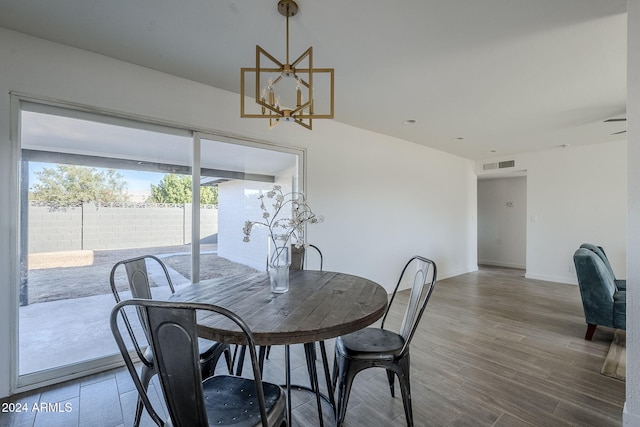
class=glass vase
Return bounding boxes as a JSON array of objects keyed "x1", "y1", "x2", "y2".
[{"x1": 268, "y1": 234, "x2": 291, "y2": 293}]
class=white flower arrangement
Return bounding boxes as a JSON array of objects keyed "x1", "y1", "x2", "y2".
[{"x1": 242, "y1": 185, "x2": 323, "y2": 249}]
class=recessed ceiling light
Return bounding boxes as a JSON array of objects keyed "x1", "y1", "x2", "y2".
[{"x1": 403, "y1": 119, "x2": 416, "y2": 124}]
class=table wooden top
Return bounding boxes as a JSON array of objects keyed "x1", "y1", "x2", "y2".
[{"x1": 170, "y1": 270, "x2": 388, "y2": 346}]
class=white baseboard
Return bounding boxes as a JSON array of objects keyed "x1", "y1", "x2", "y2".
[
  {"x1": 478, "y1": 260, "x2": 526, "y2": 269},
  {"x1": 525, "y1": 272, "x2": 577, "y2": 285},
  {"x1": 438, "y1": 266, "x2": 478, "y2": 281}
]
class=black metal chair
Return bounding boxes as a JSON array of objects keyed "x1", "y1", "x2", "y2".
[
  {"x1": 110, "y1": 255, "x2": 232, "y2": 426},
  {"x1": 333, "y1": 256, "x2": 437, "y2": 427},
  {"x1": 110, "y1": 299, "x2": 287, "y2": 427}
]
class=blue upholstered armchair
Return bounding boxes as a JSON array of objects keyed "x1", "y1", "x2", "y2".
[{"x1": 573, "y1": 247, "x2": 626, "y2": 340}]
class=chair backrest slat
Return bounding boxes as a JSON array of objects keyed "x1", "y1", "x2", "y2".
[
  {"x1": 109, "y1": 255, "x2": 176, "y2": 365},
  {"x1": 272, "y1": 244, "x2": 324, "y2": 272},
  {"x1": 124, "y1": 258, "x2": 154, "y2": 299},
  {"x1": 145, "y1": 304, "x2": 208, "y2": 427},
  {"x1": 382, "y1": 256, "x2": 437, "y2": 356},
  {"x1": 290, "y1": 246, "x2": 306, "y2": 271}
]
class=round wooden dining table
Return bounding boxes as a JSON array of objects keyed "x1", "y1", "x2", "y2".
[
  {"x1": 170, "y1": 269, "x2": 388, "y2": 346},
  {"x1": 169, "y1": 269, "x2": 388, "y2": 426}
]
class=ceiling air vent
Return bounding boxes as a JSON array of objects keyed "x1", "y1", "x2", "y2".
[
  {"x1": 498, "y1": 160, "x2": 515, "y2": 169},
  {"x1": 482, "y1": 162, "x2": 498, "y2": 171}
]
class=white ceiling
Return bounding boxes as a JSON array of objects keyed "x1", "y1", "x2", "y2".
[{"x1": 0, "y1": 0, "x2": 628, "y2": 160}]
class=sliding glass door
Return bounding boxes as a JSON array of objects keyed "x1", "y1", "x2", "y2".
[
  {"x1": 18, "y1": 103, "x2": 193, "y2": 383},
  {"x1": 198, "y1": 136, "x2": 301, "y2": 277},
  {"x1": 14, "y1": 98, "x2": 304, "y2": 390}
]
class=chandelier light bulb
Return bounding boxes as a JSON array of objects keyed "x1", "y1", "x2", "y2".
[{"x1": 296, "y1": 78, "x2": 302, "y2": 107}]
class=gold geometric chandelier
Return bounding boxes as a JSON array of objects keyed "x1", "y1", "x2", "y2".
[{"x1": 240, "y1": 0, "x2": 334, "y2": 130}]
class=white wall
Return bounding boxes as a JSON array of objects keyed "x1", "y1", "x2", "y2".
[
  {"x1": 526, "y1": 143, "x2": 627, "y2": 284},
  {"x1": 477, "y1": 141, "x2": 627, "y2": 285},
  {"x1": 477, "y1": 176, "x2": 527, "y2": 269},
  {"x1": 217, "y1": 168, "x2": 296, "y2": 272},
  {"x1": 625, "y1": 0, "x2": 640, "y2": 424},
  {"x1": 305, "y1": 123, "x2": 479, "y2": 283},
  {"x1": 0, "y1": 28, "x2": 477, "y2": 396}
]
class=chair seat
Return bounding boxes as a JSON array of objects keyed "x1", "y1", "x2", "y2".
[
  {"x1": 198, "y1": 338, "x2": 227, "y2": 359},
  {"x1": 143, "y1": 346, "x2": 154, "y2": 363},
  {"x1": 202, "y1": 375, "x2": 286, "y2": 427},
  {"x1": 336, "y1": 328, "x2": 405, "y2": 360},
  {"x1": 142, "y1": 340, "x2": 225, "y2": 366}
]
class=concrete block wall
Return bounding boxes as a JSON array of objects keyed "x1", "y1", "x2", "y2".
[
  {"x1": 28, "y1": 205, "x2": 83, "y2": 253},
  {"x1": 28, "y1": 203, "x2": 218, "y2": 253},
  {"x1": 83, "y1": 204, "x2": 186, "y2": 249},
  {"x1": 199, "y1": 206, "x2": 219, "y2": 244}
]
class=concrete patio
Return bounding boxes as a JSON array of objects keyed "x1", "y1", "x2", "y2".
[{"x1": 20, "y1": 252, "x2": 200, "y2": 375}]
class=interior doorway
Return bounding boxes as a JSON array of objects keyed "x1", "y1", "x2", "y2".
[{"x1": 477, "y1": 173, "x2": 527, "y2": 270}]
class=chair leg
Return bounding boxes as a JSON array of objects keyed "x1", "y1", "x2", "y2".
[
  {"x1": 397, "y1": 357, "x2": 413, "y2": 427},
  {"x1": 386, "y1": 369, "x2": 395, "y2": 397},
  {"x1": 285, "y1": 345, "x2": 292, "y2": 426},
  {"x1": 224, "y1": 347, "x2": 233, "y2": 374},
  {"x1": 134, "y1": 398, "x2": 144, "y2": 427},
  {"x1": 235, "y1": 345, "x2": 247, "y2": 376},
  {"x1": 304, "y1": 343, "x2": 325, "y2": 427},
  {"x1": 335, "y1": 357, "x2": 359, "y2": 427},
  {"x1": 332, "y1": 356, "x2": 338, "y2": 390},
  {"x1": 585, "y1": 323, "x2": 597, "y2": 340},
  {"x1": 318, "y1": 341, "x2": 336, "y2": 412},
  {"x1": 135, "y1": 365, "x2": 155, "y2": 427},
  {"x1": 304, "y1": 344, "x2": 317, "y2": 391},
  {"x1": 258, "y1": 346, "x2": 267, "y2": 375},
  {"x1": 230, "y1": 345, "x2": 238, "y2": 369}
]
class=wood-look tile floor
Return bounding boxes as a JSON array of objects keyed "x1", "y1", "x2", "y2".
[{"x1": 0, "y1": 266, "x2": 625, "y2": 426}]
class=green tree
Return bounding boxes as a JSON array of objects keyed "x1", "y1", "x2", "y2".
[
  {"x1": 147, "y1": 174, "x2": 218, "y2": 205},
  {"x1": 30, "y1": 165, "x2": 129, "y2": 208}
]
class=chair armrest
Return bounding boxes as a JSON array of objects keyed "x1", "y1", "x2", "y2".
[{"x1": 613, "y1": 291, "x2": 626, "y2": 330}]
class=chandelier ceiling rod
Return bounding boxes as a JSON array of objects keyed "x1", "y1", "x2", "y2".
[
  {"x1": 240, "y1": 0, "x2": 334, "y2": 130},
  {"x1": 285, "y1": 2, "x2": 290, "y2": 65}
]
